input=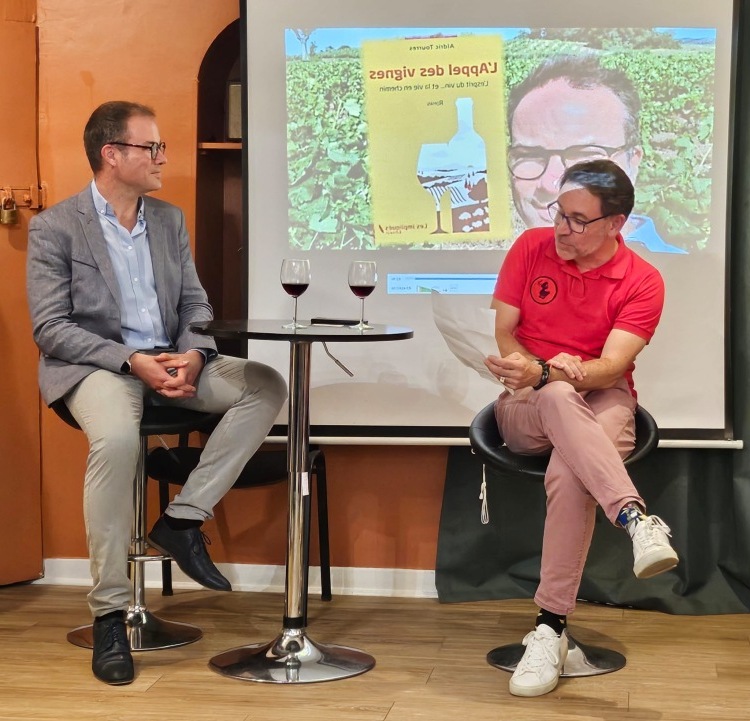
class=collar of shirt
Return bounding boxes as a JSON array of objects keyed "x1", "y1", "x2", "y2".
[
  {"x1": 544, "y1": 233, "x2": 630, "y2": 280},
  {"x1": 90, "y1": 179, "x2": 146, "y2": 234}
]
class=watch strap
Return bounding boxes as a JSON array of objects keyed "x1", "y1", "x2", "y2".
[{"x1": 532, "y1": 359, "x2": 550, "y2": 390}]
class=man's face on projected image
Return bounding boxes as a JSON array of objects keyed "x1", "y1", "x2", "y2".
[{"x1": 508, "y1": 77, "x2": 642, "y2": 235}]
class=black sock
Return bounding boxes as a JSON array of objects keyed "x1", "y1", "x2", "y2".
[
  {"x1": 95, "y1": 610, "x2": 124, "y2": 624},
  {"x1": 536, "y1": 608, "x2": 567, "y2": 636},
  {"x1": 163, "y1": 514, "x2": 202, "y2": 531}
]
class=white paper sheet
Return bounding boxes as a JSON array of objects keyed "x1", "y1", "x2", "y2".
[{"x1": 431, "y1": 290, "x2": 512, "y2": 393}]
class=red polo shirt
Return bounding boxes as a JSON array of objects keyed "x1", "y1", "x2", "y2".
[{"x1": 493, "y1": 227, "x2": 664, "y2": 395}]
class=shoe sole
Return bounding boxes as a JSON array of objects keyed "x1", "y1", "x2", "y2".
[
  {"x1": 509, "y1": 676, "x2": 560, "y2": 697},
  {"x1": 95, "y1": 676, "x2": 134, "y2": 686},
  {"x1": 93, "y1": 665, "x2": 134, "y2": 686},
  {"x1": 635, "y1": 551, "x2": 679, "y2": 579}
]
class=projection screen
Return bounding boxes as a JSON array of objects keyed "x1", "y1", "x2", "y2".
[{"x1": 242, "y1": 0, "x2": 736, "y2": 440}]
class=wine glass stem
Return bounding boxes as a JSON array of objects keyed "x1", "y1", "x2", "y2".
[
  {"x1": 360, "y1": 298, "x2": 366, "y2": 326},
  {"x1": 293, "y1": 297, "x2": 299, "y2": 325}
]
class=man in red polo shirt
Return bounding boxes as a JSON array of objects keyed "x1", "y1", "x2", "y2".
[{"x1": 484, "y1": 159, "x2": 678, "y2": 698}]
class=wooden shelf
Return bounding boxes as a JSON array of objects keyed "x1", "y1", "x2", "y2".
[
  {"x1": 196, "y1": 19, "x2": 245, "y2": 358},
  {"x1": 198, "y1": 141, "x2": 242, "y2": 151}
]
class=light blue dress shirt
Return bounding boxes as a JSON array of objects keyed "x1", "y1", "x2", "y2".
[{"x1": 91, "y1": 180, "x2": 172, "y2": 349}]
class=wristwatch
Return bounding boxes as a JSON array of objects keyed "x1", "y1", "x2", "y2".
[
  {"x1": 121, "y1": 352, "x2": 138, "y2": 374},
  {"x1": 532, "y1": 359, "x2": 550, "y2": 390}
]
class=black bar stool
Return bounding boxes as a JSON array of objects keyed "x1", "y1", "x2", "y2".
[
  {"x1": 52, "y1": 402, "x2": 222, "y2": 651},
  {"x1": 147, "y1": 442, "x2": 332, "y2": 605},
  {"x1": 469, "y1": 401, "x2": 659, "y2": 678}
]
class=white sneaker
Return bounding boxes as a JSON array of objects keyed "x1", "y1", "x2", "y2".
[
  {"x1": 509, "y1": 624, "x2": 568, "y2": 697},
  {"x1": 630, "y1": 515, "x2": 679, "y2": 579}
]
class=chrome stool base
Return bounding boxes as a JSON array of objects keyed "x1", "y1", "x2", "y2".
[
  {"x1": 209, "y1": 628, "x2": 375, "y2": 684},
  {"x1": 56, "y1": 408, "x2": 216, "y2": 656},
  {"x1": 487, "y1": 635, "x2": 626, "y2": 678},
  {"x1": 67, "y1": 610, "x2": 202, "y2": 652}
]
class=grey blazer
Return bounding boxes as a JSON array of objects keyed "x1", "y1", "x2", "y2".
[{"x1": 27, "y1": 186, "x2": 217, "y2": 405}]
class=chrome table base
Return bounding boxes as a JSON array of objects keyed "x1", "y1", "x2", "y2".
[
  {"x1": 67, "y1": 608, "x2": 202, "y2": 651},
  {"x1": 209, "y1": 628, "x2": 375, "y2": 683},
  {"x1": 193, "y1": 324, "x2": 412, "y2": 685},
  {"x1": 487, "y1": 635, "x2": 626, "y2": 678},
  {"x1": 207, "y1": 338, "x2": 376, "y2": 684}
]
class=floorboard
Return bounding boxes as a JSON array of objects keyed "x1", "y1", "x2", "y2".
[{"x1": 0, "y1": 584, "x2": 747, "y2": 720}]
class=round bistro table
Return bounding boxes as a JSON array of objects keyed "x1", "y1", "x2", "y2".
[{"x1": 192, "y1": 319, "x2": 413, "y2": 683}]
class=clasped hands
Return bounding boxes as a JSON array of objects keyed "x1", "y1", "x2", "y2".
[
  {"x1": 129, "y1": 350, "x2": 205, "y2": 398},
  {"x1": 484, "y1": 351, "x2": 586, "y2": 391}
]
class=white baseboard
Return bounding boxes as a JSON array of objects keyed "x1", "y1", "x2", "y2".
[{"x1": 36, "y1": 558, "x2": 438, "y2": 599}]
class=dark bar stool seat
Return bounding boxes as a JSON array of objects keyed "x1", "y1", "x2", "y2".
[
  {"x1": 147, "y1": 442, "x2": 332, "y2": 604},
  {"x1": 469, "y1": 401, "x2": 659, "y2": 678},
  {"x1": 52, "y1": 402, "x2": 222, "y2": 652}
]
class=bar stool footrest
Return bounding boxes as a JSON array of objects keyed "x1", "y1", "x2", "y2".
[{"x1": 130, "y1": 552, "x2": 171, "y2": 563}]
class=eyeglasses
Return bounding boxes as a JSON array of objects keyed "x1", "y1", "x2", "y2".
[
  {"x1": 546, "y1": 201, "x2": 611, "y2": 234},
  {"x1": 109, "y1": 140, "x2": 166, "y2": 160},
  {"x1": 508, "y1": 144, "x2": 630, "y2": 180}
]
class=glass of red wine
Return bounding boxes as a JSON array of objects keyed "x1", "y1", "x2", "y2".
[
  {"x1": 348, "y1": 260, "x2": 377, "y2": 331},
  {"x1": 280, "y1": 258, "x2": 310, "y2": 329}
]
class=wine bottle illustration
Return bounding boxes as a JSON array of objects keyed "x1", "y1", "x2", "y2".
[
  {"x1": 417, "y1": 143, "x2": 452, "y2": 234},
  {"x1": 447, "y1": 97, "x2": 490, "y2": 234}
]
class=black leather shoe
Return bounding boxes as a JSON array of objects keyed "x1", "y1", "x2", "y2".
[
  {"x1": 92, "y1": 613, "x2": 134, "y2": 685},
  {"x1": 148, "y1": 516, "x2": 232, "y2": 591}
]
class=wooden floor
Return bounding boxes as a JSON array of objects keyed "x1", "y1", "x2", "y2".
[{"x1": 0, "y1": 583, "x2": 748, "y2": 720}]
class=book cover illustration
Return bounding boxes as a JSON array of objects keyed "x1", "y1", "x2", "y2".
[{"x1": 362, "y1": 34, "x2": 512, "y2": 246}]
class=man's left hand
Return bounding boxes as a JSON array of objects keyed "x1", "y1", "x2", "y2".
[{"x1": 547, "y1": 352, "x2": 586, "y2": 382}]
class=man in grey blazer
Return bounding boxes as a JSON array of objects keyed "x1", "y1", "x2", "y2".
[{"x1": 27, "y1": 101, "x2": 287, "y2": 685}]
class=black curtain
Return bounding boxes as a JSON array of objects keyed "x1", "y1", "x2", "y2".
[
  {"x1": 435, "y1": 0, "x2": 750, "y2": 614},
  {"x1": 436, "y1": 446, "x2": 750, "y2": 613}
]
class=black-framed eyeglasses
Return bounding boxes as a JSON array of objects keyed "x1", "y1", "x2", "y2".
[
  {"x1": 109, "y1": 140, "x2": 166, "y2": 160},
  {"x1": 546, "y1": 201, "x2": 611, "y2": 234},
  {"x1": 508, "y1": 144, "x2": 630, "y2": 180}
]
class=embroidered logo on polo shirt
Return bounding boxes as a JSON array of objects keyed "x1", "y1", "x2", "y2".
[{"x1": 530, "y1": 276, "x2": 557, "y2": 305}]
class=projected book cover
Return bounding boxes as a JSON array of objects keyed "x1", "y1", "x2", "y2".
[
  {"x1": 285, "y1": 27, "x2": 718, "y2": 257},
  {"x1": 360, "y1": 34, "x2": 512, "y2": 246}
]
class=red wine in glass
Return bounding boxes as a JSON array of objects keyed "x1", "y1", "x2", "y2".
[
  {"x1": 282, "y1": 282, "x2": 309, "y2": 298},
  {"x1": 280, "y1": 259, "x2": 310, "y2": 328},
  {"x1": 348, "y1": 261, "x2": 377, "y2": 330},
  {"x1": 349, "y1": 284, "x2": 374, "y2": 299}
]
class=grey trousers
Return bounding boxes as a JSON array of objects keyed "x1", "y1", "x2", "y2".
[{"x1": 64, "y1": 355, "x2": 287, "y2": 617}]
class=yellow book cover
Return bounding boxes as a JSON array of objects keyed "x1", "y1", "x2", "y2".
[{"x1": 362, "y1": 33, "x2": 511, "y2": 246}]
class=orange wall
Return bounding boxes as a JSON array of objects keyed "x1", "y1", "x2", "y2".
[
  {"x1": 0, "y1": 0, "x2": 43, "y2": 584},
  {"x1": 35, "y1": 0, "x2": 448, "y2": 571}
]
